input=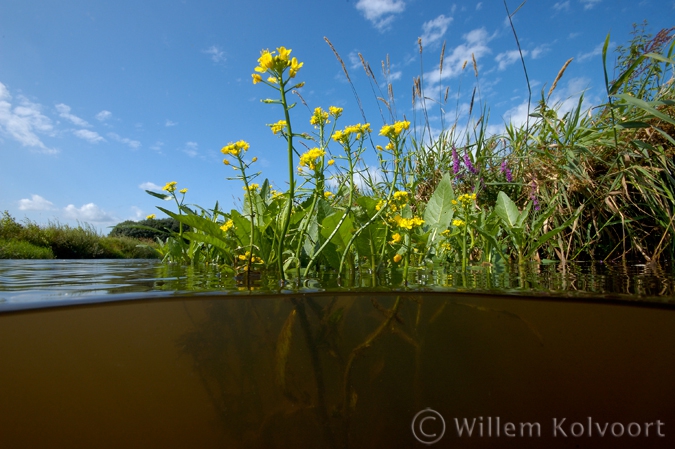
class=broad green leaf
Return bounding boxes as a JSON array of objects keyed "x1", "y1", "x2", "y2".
[
  {"x1": 321, "y1": 212, "x2": 354, "y2": 250},
  {"x1": 423, "y1": 172, "x2": 455, "y2": 232},
  {"x1": 182, "y1": 232, "x2": 232, "y2": 257},
  {"x1": 494, "y1": 191, "x2": 521, "y2": 228}
]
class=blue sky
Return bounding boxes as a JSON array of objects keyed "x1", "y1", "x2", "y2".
[{"x1": 1, "y1": 0, "x2": 673, "y2": 233}]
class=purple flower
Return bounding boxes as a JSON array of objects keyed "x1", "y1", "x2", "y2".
[
  {"x1": 529, "y1": 181, "x2": 540, "y2": 211},
  {"x1": 500, "y1": 160, "x2": 513, "y2": 183},
  {"x1": 464, "y1": 151, "x2": 479, "y2": 174},
  {"x1": 452, "y1": 146, "x2": 460, "y2": 174}
]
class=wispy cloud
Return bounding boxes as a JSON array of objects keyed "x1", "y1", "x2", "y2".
[
  {"x1": 18, "y1": 194, "x2": 55, "y2": 211},
  {"x1": 580, "y1": 0, "x2": 601, "y2": 9},
  {"x1": 182, "y1": 141, "x2": 198, "y2": 157},
  {"x1": 355, "y1": 0, "x2": 406, "y2": 31},
  {"x1": 553, "y1": 1, "x2": 570, "y2": 12},
  {"x1": 578, "y1": 40, "x2": 612, "y2": 62},
  {"x1": 476, "y1": 2, "x2": 483, "y2": 10},
  {"x1": 55, "y1": 103, "x2": 91, "y2": 127},
  {"x1": 495, "y1": 49, "x2": 525, "y2": 70},
  {"x1": 421, "y1": 14, "x2": 453, "y2": 47},
  {"x1": 108, "y1": 132, "x2": 140, "y2": 149},
  {"x1": 73, "y1": 129, "x2": 105, "y2": 144},
  {"x1": 63, "y1": 203, "x2": 115, "y2": 222},
  {"x1": 96, "y1": 110, "x2": 112, "y2": 121},
  {"x1": 165, "y1": 119, "x2": 177, "y2": 127},
  {"x1": 0, "y1": 82, "x2": 58, "y2": 154},
  {"x1": 530, "y1": 44, "x2": 551, "y2": 59},
  {"x1": 424, "y1": 27, "x2": 492, "y2": 86},
  {"x1": 203, "y1": 45, "x2": 225, "y2": 63},
  {"x1": 139, "y1": 182, "x2": 163, "y2": 191}
]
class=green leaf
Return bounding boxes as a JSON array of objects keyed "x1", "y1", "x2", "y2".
[
  {"x1": 494, "y1": 191, "x2": 521, "y2": 228},
  {"x1": 423, "y1": 173, "x2": 455, "y2": 232},
  {"x1": 145, "y1": 190, "x2": 171, "y2": 201},
  {"x1": 321, "y1": 212, "x2": 353, "y2": 250},
  {"x1": 182, "y1": 232, "x2": 232, "y2": 257}
]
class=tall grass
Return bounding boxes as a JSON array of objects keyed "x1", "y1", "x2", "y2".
[{"x1": 0, "y1": 211, "x2": 159, "y2": 259}]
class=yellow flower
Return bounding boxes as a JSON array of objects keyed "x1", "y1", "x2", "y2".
[
  {"x1": 270, "y1": 120, "x2": 287, "y2": 135},
  {"x1": 394, "y1": 216, "x2": 425, "y2": 230},
  {"x1": 277, "y1": 46, "x2": 291, "y2": 61},
  {"x1": 256, "y1": 50, "x2": 274, "y2": 71},
  {"x1": 452, "y1": 219, "x2": 466, "y2": 227},
  {"x1": 393, "y1": 191, "x2": 409, "y2": 202},
  {"x1": 179, "y1": 188, "x2": 187, "y2": 194},
  {"x1": 298, "y1": 148, "x2": 326, "y2": 170},
  {"x1": 390, "y1": 233, "x2": 402, "y2": 244},
  {"x1": 441, "y1": 242, "x2": 452, "y2": 251},
  {"x1": 289, "y1": 57, "x2": 303, "y2": 78},
  {"x1": 327, "y1": 159, "x2": 335, "y2": 166},
  {"x1": 223, "y1": 159, "x2": 230, "y2": 165},
  {"x1": 146, "y1": 214, "x2": 156, "y2": 220},
  {"x1": 244, "y1": 183, "x2": 260, "y2": 192},
  {"x1": 162, "y1": 181, "x2": 177, "y2": 193},
  {"x1": 252, "y1": 73, "x2": 262, "y2": 84},
  {"x1": 379, "y1": 120, "x2": 410, "y2": 139},
  {"x1": 252, "y1": 157, "x2": 258, "y2": 162},
  {"x1": 221, "y1": 140, "x2": 250, "y2": 157},
  {"x1": 329, "y1": 106, "x2": 343, "y2": 118},
  {"x1": 268, "y1": 76, "x2": 278, "y2": 84},
  {"x1": 220, "y1": 219, "x2": 234, "y2": 232},
  {"x1": 310, "y1": 107, "x2": 330, "y2": 126},
  {"x1": 324, "y1": 191, "x2": 333, "y2": 199},
  {"x1": 393, "y1": 254, "x2": 402, "y2": 263}
]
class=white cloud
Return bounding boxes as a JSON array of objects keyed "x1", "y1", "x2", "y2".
[
  {"x1": 495, "y1": 49, "x2": 525, "y2": 71},
  {"x1": 578, "y1": 40, "x2": 612, "y2": 62},
  {"x1": 553, "y1": 1, "x2": 570, "y2": 12},
  {"x1": 96, "y1": 110, "x2": 112, "y2": 121},
  {"x1": 203, "y1": 45, "x2": 225, "y2": 63},
  {"x1": 63, "y1": 203, "x2": 115, "y2": 223},
  {"x1": 0, "y1": 82, "x2": 58, "y2": 154},
  {"x1": 139, "y1": 182, "x2": 163, "y2": 191},
  {"x1": 355, "y1": 0, "x2": 406, "y2": 31},
  {"x1": 130, "y1": 206, "x2": 144, "y2": 220},
  {"x1": 107, "y1": 132, "x2": 141, "y2": 149},
  {"x1": 73, "y1": 129, "x2": 105, "y2": 143},
  {"x1": 388, "y1": 71, "x2": 402, "y2": 81},
  {"x1": 183, "y1": 141, "x2": 198, "y2": 157},
  {"x1": 421, "y1": 14, "x2": 453, "y2": 47},
  {"x1": 476, "y1": 2, "x2": 483, "y2": 10},
  {"x1": 348, "y1": 51, "x2": 362, "y2": 70},
  {"x1": 18, "y1": 194, "x2": 55, "y2": 211},
  {"x1": 580, "y1": 0, "x2": 601, "y2": 9},
  {"x1": 530, "y1": 44, "x2": 551, "y2": 59},
  {"x1": 165, "y1": 119, "x2": 177, "y2": 127},
  {"x1": 55, "y1": 103, "x2": 90, "y2": 127},
  {"x1": 424, "y1": 27, "x2": 492, "y2": 86}
]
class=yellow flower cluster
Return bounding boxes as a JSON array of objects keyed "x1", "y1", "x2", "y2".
[
  {"x1": 179, "y1": 188, "x2": 188, "y2": 194},
  {"x1": 252, "y1": 47, "x2": 303, "y2": 84},
  {"x1": 238, "y1": 251, "x2": 263, "y2": 263},
  {"x1": 243, "y1": 183, "x2": 260, "y2": 192},
  {"x1": 220, "y1": 219, "x2": 234, "y2": 232},
  {"x1": 162, "y1": 181, "x2": 178, "y2": 193},
  {"x1": 269, "y1": 189, "x2": 284, "y2": 200},
  {"x1": 221, "y1": 140, "x2": 250, "y2": 157},
  {"x1": 270, "y1": 120, "x2": 287, "y2": 135},
  {"x1": 379, "y1": 120, "x2": 410, "y2": 139},
  {"x1": 392, "y1": 215, "x2": 425, "y2": 230},
  {"x1": 146, "y1": 214, "x2": 156, "y2": 220},
  {"x1": 452, "y1": 193, "x2": 477, "y2": 206},
  {"x1": 298, "y1": 148, "x2": 326, "y2": 170},
  {"x1": 452, "y1": 219, "x2": 466, "y2": 227},
  {"x1": 389, "y1": 232, "x2": 402, "y2": 244},
  {"x1": 332, "y1": 123, "x2": 371, "y2": 144},
  {"x1": 329, "y1": 106, "x2": 343, "y2": 118},
  {"x1": 376, "y1": 190, "x2": 409, "y2": 213},
  {"x1": 309, "y1": 107, "x2": 329, "y2": 126}
]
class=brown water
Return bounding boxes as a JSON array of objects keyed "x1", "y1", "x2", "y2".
[{"x1": 1, "y1": 292, "x2": 674, "y2": 448}]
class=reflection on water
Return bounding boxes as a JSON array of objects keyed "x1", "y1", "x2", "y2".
[
  {"x1": 1, "y1": 259, "x2": 675, "y2": 307},
  {"x1": 0, "y1": 292, "x2": 674, "y2": 448}
]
